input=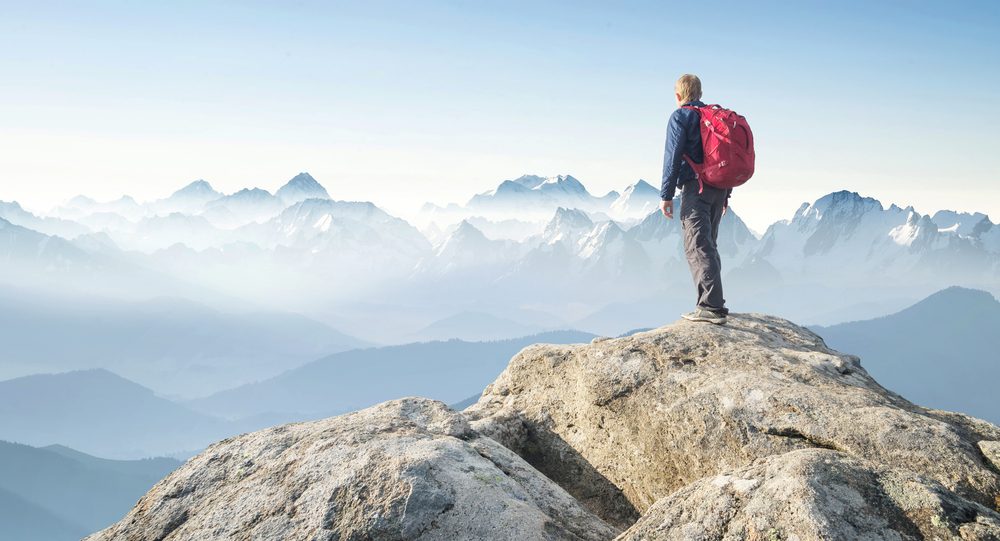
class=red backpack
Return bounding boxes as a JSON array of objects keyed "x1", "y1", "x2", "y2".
[{"x1": 681, "y1": 104, "x2": 755, "y2": 193}]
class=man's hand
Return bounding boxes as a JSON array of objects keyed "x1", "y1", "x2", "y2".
[
  {"x1": 660, "y1": 199, "x2": 673, "y2": 219},
  {"x1": 722, "y1": 203, "x2": 728, "y2": 217}
]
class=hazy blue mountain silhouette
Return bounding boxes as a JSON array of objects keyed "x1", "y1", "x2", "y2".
[
  {"x1": 40, "y1": 444, "x2": 178, "y2": 479},
  {"x1": 813, "y1": 286, "x2": 1000, "y2": 425},
  {"x1": 0, "y1": 369, "x2": 226, "y2": 458},
  {"x1": 0, "y1": 486, "x2": 86, "y2": 541},
  {"x1": 190, "y1": 330, "x2": 596, "y2": 420},
  {"x1": 0, "y1": 440, "x2": 180, "y2": 541},
  {"x1": 448, "y1": 394, "x2": 480, "y2": 410},
  {"x1": 0, "y1": 291, "x2": 367, "y2": 397}
]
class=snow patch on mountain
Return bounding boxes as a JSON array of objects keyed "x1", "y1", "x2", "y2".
[{"x1": 931, "y1": 210, "x2": 992, "y2": 236}]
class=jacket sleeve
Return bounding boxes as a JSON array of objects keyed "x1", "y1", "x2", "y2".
[{"x1": 660, "y1": 110, "x2": 686, "y2": 201}]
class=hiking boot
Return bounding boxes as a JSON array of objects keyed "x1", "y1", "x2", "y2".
[{"x1": 681, "y1": 308, "x2": 727, "y2": 325}]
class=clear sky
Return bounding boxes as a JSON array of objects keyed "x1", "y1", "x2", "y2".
[{"x1": 1, "y1": 0, "x2": 998, "y2": 232}]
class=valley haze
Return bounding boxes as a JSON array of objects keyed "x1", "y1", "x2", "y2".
[{"x1": 2, "y1": 2, "x2": 999, "y2": 539}]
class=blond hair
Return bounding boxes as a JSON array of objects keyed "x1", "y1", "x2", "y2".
[{"x1": 675, "y1": 74, "x2": 702, "y2": 103}]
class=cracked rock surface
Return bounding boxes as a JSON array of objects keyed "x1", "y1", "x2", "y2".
[
  {"x1": 85, "y1": 398, "x2": 617, "y2": 541},
  {"x1": 618, "y1": 448, "x2": 1000, "y2": 541},
  {"x1": 465, "y1": 313, "x2": 1000, "y2": 538}
]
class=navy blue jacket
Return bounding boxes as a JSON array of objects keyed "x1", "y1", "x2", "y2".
[{"x1": 660, "y1": 99, "x2": 705, "y2": 201}]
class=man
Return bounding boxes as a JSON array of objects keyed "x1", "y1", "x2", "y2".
[{"x1": 659, "y1": 74, "x2": 731, "y2": 325}]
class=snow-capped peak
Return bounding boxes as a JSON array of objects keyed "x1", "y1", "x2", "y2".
[
  {"x1": 537, "y1": 174, "x2": 588, "y2": 195},
  {"x1": 625, "y1": 179, "x2": 657, "y2": 196},
  {"x1": 68, "y1": 195, "x2": 97, "y2": 207},
  {"x1": 466, "y1": 174, "x2": 601, "y2": 215},
  {"x1": 227, "y1": 188, "x2": 275, "y2": 201},
  {"x1": 489, "y1": 180, "x2": 533, "y2": 197},
  {"x1": 171, "y1": 179, "x2": 219, "y2": 200},
  {"x1": 434, "y1": 220, "x2": 495, "y2": 257},
  {"x1": 611, "y1": 179, "x2": 661, "y2": 218},
  {"x1": 276, "y1": 172, "x2": 331, "y2": 204},
  {"x1": 510, "y1": 174, "x2": 547, "y2": 189},
  {"x1": 794, "y1": 190, "x2": 884, "y2": 223},
  {"x1": 482, "y1": 175, "x2": 587, "y2": 197},
  {"x1": 452, "y1": 219, "x2": 487, "y2": 239}
]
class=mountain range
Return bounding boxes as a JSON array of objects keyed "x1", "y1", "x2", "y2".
[
  {"x1": 464, "y1": 174, "x2": 619, "y2": 216},
  {"x1": 0, "y1": 173, "x2": 1000, "y2": 343},
  {"x1": 2, "y1": 172, "x2": 998, "y2": 341}
]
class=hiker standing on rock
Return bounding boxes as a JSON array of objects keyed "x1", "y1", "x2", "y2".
[{"x1": 659, "y1": 74, "x2": 755, "y2": 325}]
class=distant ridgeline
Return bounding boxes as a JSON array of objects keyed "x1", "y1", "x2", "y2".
[
  {"x1": 0, "y1": 331, "x2": 598, "y2": 459},
  {"x1": 0, "y1": 173, "x2": 996, "y2": 343}
]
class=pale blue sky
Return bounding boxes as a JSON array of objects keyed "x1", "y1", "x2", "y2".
[{"x1": 1, "y1": 0, "x2": 998, "y2": 231}]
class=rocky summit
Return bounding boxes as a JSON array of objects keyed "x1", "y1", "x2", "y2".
[
  {"x1": 84, "y1": 398, "x2": 614, "y2": 541},
  {"x1": 89, "y1": 314, "x2": 1000, "y2": 540}
]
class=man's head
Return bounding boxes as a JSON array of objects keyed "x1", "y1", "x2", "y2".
[{"x1": 675, "y1": 74, "x2": 702, "y2": 106}]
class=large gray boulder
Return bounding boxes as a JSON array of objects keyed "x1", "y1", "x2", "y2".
[
  {"x1": 617, "y1": 448, "x2": 1000, "y2": 541},
  {"x1": 465, "y1": 313, "x2": 1000, "y2": 537},
  {"x1": 85, "y1": 397, "x2": 616, "y2": 541}
]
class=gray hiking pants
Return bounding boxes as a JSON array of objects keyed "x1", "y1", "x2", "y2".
[{"x1": 679, "y1": 182, "x2": 728, "y2": 313}]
